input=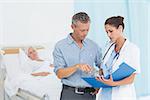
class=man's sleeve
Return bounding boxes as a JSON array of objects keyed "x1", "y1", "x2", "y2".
[
  {"x1": 53, "y1": 45, "x2": 66, "y2": 75},
  {"x1": 95, "y1": 46, "x2": 102, "y2": 68}
]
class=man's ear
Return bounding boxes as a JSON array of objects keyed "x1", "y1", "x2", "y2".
[
  {"x1": 71, "y1": 24, "x2": 75, "y2": 29},
  {"x1": 71, "y1": 24, "x2": 73, "y2": 29},
  {"x1": 71, "y1": 24, "x2": 77, "y2": 29}
]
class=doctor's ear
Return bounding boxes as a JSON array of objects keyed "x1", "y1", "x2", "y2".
[{"x1": 118, "y1": 25, "x2": 123, "y2": 32}]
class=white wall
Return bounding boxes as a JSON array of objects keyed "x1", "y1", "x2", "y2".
[
  {"x1": 0, "y1": 0, "x2": 74, "y2": 47},
  {"x1": 0, "y1": 3, "x2": 3, "y2": 46}
]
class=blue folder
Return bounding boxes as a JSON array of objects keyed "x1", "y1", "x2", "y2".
[{"x1": 82, "y1": 62, "x2": 136, "y2": 88}]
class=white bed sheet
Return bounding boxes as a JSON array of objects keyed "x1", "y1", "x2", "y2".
[
  {"x1": 19, "y1": 73, "x2": 62, "y2": 100},
  {"x1": 138, "y1": 95, "x2": 150, "y2": 100},
  {"x1": 3, "y1": 48, "x2": 62, "y2": 100}
]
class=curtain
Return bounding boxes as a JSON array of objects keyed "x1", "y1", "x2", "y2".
[{"x1": 74, "y1": 0, "x2": 149, "y2": 97}]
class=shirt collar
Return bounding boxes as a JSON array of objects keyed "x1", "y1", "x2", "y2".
[
  {"x1": 119, "y1": 38, "x2": 129, "y2": 53},
  {"x1": 67, "y1": 33, "x2": 87, "y2": 46},
  {"x1": 67, "y1": 33, "x2": 74, "y2": 44}
]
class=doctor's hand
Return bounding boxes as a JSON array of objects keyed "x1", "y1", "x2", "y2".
[
  {"x1": 90, "y1": 88, "x2": 99, "y2": 95},
  {"x1": 76, "y1": 64, "x2": 92, "y2": 73},
  {"x1": 96, "y1": 75, "x2": 117, "y2": 86}
]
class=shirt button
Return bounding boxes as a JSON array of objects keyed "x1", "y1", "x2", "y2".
[{"x1": 80, "y1": 59, "x2": 83, "y2": 63}]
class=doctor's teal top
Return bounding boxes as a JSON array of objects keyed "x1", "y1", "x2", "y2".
[{"x1": 53, "y1": 33, "x2": 102, "y2": 87}]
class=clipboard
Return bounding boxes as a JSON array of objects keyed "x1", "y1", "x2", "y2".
[{"x1": 82, "y1": 62, "x2": 136, "y2": 88}]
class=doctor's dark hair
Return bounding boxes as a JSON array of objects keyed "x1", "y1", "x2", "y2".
[
  {"x1": 105, "y1": 16, "x2": 124, "y2": 30},
  {"x1": 72, "y1": 12, "x2": 90, "y2": 25}
]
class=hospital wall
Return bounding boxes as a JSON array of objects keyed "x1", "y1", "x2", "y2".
[
  {"x1": 0, "y1": 0, "x2": 150, "y2": 98},
  {"x1": 0, "y1": 3, "x2": 3, "y2": 47},
  {"x1": 0, "y1": 0, "x2": 74, "y2": 47}
]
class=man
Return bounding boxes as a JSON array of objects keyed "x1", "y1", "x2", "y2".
[{"x1": 53, "y1": 12, "x2": 102, "y2": 100}]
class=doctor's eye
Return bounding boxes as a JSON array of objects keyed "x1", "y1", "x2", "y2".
[{"x1": 108, "y1": 30, "x2": 113, "y2": 33}]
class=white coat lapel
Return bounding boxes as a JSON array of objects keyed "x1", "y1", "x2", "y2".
[{"x1": 112, "y1": 39, "x2": 129, "y2": 72}]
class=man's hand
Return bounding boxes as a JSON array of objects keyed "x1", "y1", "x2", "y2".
[
  {"x1": 57, "y1": 64, "x2": 92, "y2": 79},
  {"x1": 76, "y1": 64, "x2": 92, "y2": 72}
]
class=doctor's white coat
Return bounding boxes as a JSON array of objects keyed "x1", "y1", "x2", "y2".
[{"x1": 98, "y1": 39, "x2": 140, "y2": 100}]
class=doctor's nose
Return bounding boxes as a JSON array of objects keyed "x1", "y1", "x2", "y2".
[{"x1": 107, "y1": 32, "x2": 111, "y2": 37}]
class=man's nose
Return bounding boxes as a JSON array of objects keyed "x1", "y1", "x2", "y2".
[{"x1": 83, "y1": 31, "x2": 88, "y2": 36}]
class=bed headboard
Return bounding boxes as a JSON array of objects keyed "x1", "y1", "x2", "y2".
[
  {"x1": 2, "y1": 45, "x2": 52, "y2": 62},
  {"x1": 3, "y1": 48, "x2": 19, "y2": 54},
  {"x1": 2, "y1": 46, "x2": 44, "y2": 54}
]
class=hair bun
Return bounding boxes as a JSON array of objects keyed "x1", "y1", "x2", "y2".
[
  {"x1": 117, "y1": 16, "x2": 124, "y2": 22},
  {"x1": 105, "y1": 15, "x2": 125, "y2": 30}
]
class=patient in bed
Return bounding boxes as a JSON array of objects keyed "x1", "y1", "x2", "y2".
[
  {"x1": 4, "y1": 47, "x2": 61, "y2": 100},
  {"x1": 19, "y1": 47, "x2": 62, "y2": 100},
  {"x1": 24, "y1": 47, "x2": 52, "y2": 76}
]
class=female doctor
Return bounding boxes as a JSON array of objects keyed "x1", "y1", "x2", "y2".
[{"x1": 96, "y1": 16, "x2": 140, "y2": 100}]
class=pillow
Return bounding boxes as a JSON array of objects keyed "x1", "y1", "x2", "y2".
[
  {"x1": 18, "y1": 49, "x2": 51, "y2": 74},
  {"x1": 3, "y1": 53, "x2": 22, "y2": 79},
  {"x1": 18, "y1": 49, "x2": 33, "y2": 74},
  {"x1": 19, "y1": 49, "x2": 42, "y2": 74},
  {"x1": 21, "y1": 45, "x2": 53, "y2": 62},
  {"x1": 37, "y1": 44, "x2": 54, "y2": 63}
]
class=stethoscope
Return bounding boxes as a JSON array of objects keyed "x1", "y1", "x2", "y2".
[
  {"x1": 99, "y1": 42, "x2": 120, "y2": 76},
  {"x1": 102, "y1": 42, "x2": 115, "y2": 61}
]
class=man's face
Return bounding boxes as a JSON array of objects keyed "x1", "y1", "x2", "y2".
[{"x1": 72, "y1": 21, "x2": 90, "y2": 41}]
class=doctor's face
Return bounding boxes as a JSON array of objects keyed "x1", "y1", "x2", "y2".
[
  {"x1": 72, "y1": 21, "x2": 90, "y2": 41},
  {"x1": 105, "y1": 24, "x2": 122, "y2": 43}
]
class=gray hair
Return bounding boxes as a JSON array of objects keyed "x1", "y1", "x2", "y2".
[
  {"x1": 72, "y1": 12, "x2": 90, "y2": 25},
  {"x1": 22, "y1": 46, "x2": 36, "y2": 55}
]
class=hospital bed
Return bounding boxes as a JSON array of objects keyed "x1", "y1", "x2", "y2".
[
  {"x1": 0, "y1": 56, "x2": 5, "y2": 100},
  {"x1": 0, "y1": 46, "x2": 61, "y2": 100},
  {"x1": 5, "y1": 89, "x2": 42, "y2": 100},
  {"x1": 0, "y1": 48, "x2": 43, "y2": 100}
]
